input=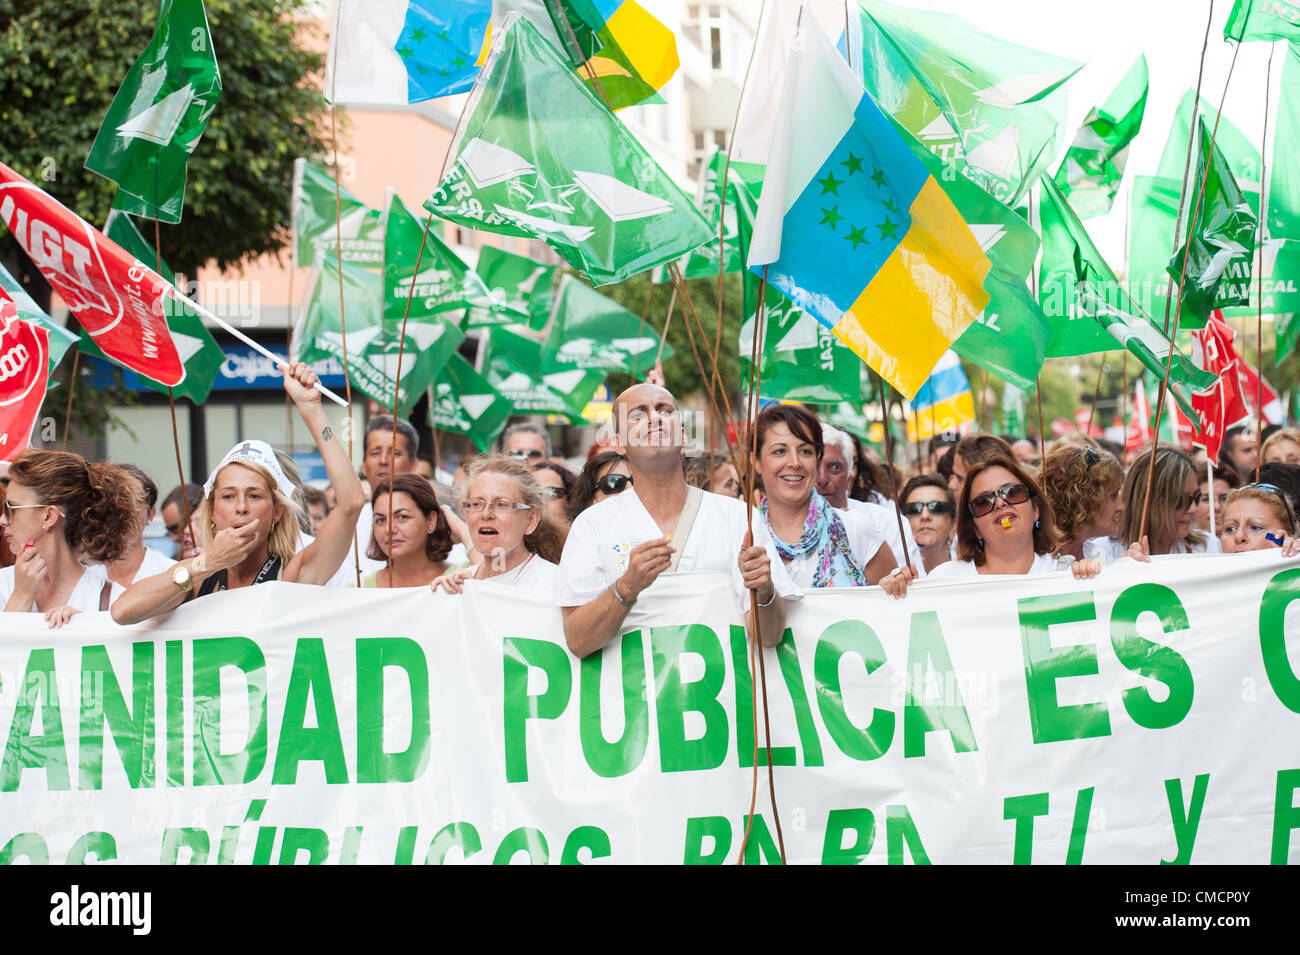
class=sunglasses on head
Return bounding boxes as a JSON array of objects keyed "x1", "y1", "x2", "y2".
[
  {"x1": 1241, "y1": 482, "x2": 1297, "y2": 527},
  {"x1": 903, "y1": 500, "x2": 953, "y2": 517},
  {"x1": 596, "y1": 473, "x2": 633, "y2": 495},
  {"x1": 969, "y1": 482, "x2": 1031, "y2": 518}
]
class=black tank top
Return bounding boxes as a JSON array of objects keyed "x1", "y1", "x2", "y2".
[{"x1": 197, "y1": 555, "x2": 282, "y2": 596}]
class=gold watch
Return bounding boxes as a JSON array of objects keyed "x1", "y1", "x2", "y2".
[{"x1": 171, "y1": 564, "x2": 193, "y2": 590}]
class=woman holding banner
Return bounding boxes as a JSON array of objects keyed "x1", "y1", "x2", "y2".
[
  {"x1": 362, "y1": 474, "x2": 454, "y2": 588},
  {"x1": 754, "y1": 405, "x2": 896, "y2": 589},
  {"x1": 1218, "y1": 484, "x2": 1300, "y2": 555},
  {"x1": 881, "y1": 453, "x2": 1103, "y2": 597},
  {"x1": 1092, "y1": 447, "x2": 1220, "y2": 562},
  {"x1": 112, "y1": 364, "x2": 365, "y2": 623},
  {"x1": 430, "y1": 455, "x2": 563, "y2": 596},
  {"x1": 0, "y1": 449, "x2": 138, "y2": 627}
]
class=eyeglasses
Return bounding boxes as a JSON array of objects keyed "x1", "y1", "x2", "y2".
[
  {"x1": 539, "y1": 486, "x2": 566, "y2": 500},
  {"x1": 595, "y1": 473, "x2": 633, "y2": 495},
  {"x1": 903, "y1": 500, "x2": 954, "y2": 517},
  {"x1": 1177, "y1": 488, "x2": 1204, "y2": 511},
  {"x1": 2, "y1": 500, "x2": 47, "y2": 519},
  {"x1": 508, "y1": 449, "x2": 545, "y2": 461},
  {"x1": 461, "y1": 499, "x2": 533, "y2": 515},
  {"x1": 969, "y1": 482, "x2": 1031, "y2": 518}
]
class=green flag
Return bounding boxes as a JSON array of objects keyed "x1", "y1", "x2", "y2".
[
  {"x1": 383, "y1": 192, "x2": 495, "y2": 324},
  {"x1": 541, "y1": 275, "x2": 671, "y2": 375},
  {"x1": 677, "y1": 151, "x2": 745, "y2": 281},
  {"x1": 952, "y1": 267, "x2": 1049, "y2": 391},
  {"x1": 1053, "y1": 55, "x2": 1148, "y2": 219},
  {"x1": 428, "y1": 353, "x2": 513, "y2": 451},
  {"x1": 1000, "y1": 381, "x2": 1027, "y2": 436},
  {"x1": 298, "y1": 258, "x2": 463, "y2": 416},
  {"x1": 480, "y1": 324, "x2": 602, "y2": 422},
  {"x1": 1157, "y1": 90, "x2": 1260, "y2": 186},
  {"x1": 1226, "y1": 0, "x2": 1300, "y2": 41},
  {"x1": 826, "y1": 401, "x2": 874, "y2": 445},
  {"x1": 424, "y1": 14, "x2": 712, "y2": 286},
  {"x1": 1276, "y1": 311, "x2": 1300, "y2": 360},
  {"x1": 292, "y1": 159, "x2": 385, "y2": 268},
  {"x1": 1167, "y1": 116, "x2": 1257, "y2": 319},
  {"x1": 1267, "y1": 44, "x2": 1300, "y2": 239},
  {"x1": 740, "y1": 292, "x2": 861, "y2": 405},
  {"x1": 75, "y1": 211, "x2": 225, "y2": 402},
  {"x1": 465, "y1": 244, "x2": 554, "y2": 329},
  {"x1": 0, "y1": 262, "x2": 77, "y2": 379},
  {"x1": 852, "y1": 0, "x2": 1081, "y2": 207},
  {"x1": 1039, "y1": 176, "x2": 1216, "y2": 418},
  {"x1": 84, "y1": 0, "x2": 221, "y2": 223}
]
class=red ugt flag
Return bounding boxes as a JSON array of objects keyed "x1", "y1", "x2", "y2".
[
  {"x1": 1189, "y1": 312, "x2": 1250, "y2": 461},
  {"x1": 0, "y1": 312, "x2": 50, "y2": 461},
  {"x1": 0, "y1": 160, "x2": 183, "y2": 386}
]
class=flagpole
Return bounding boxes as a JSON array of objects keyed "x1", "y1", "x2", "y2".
[
  {"x1": 153, "y1": 215, "x2": 193, "y2": 540},
  {"x1": 1207, "y1": 454, "x2": 1217, "y2": 537},
  {"x1": 874, "y1": 371, "x2": 912, "y2": 571},
  {"x1": 60, "y1": 349, "x2": 78, "y2": 452},
  {"x1": 1256, "y1": 44, "x2": 1276, "y2": 482},
  {"x1": 1144, "y1": 32, "x2": 1243, "y2": 541},
  {"x1": 1087, "y1": 359, "x2": 1105, "y2": 436},
  {"x1": 1122, "y1": 353, "x2": 1129, "y2": 452}
]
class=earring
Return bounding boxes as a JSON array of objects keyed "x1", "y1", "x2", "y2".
[
  {"x1": 1034, "y1": 519, "x2": 1040, "y2": 529},
  {"x1": 977, "y1": 537, "x2": 984, "y2": 547}
]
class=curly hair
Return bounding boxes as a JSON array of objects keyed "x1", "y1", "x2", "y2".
[
  {"x1": 1116, "y1": 446, "x2": 1207, "y2": 553},
  {"x1": 954, "y1": 454, "x2": 1059, "y2": 565},
  {"x1": 1040, "y1": 442, "x2": 1123, "y2": 543},
  {"x1": 460, "y1": 454, "x2": 564, "y2": 564},
  {"x1": 367, "y1": 474, "x2": 453, "y2": 563},
  {"x1": 8, "y1": 450, "x2": 138, "y2": 563}
]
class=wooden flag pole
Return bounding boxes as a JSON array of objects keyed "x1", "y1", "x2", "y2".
[{"x1": 1256, "y1": 44, "x2": 1276, "y2": 482}]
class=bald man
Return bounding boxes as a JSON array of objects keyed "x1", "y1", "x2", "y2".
[{"x1": 556, "y1": 383, "x2": 795, "y2": 658}]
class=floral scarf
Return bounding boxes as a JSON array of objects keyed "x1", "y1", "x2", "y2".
[{"x1": 761, "y1": 490, "x2": 868, "y2": 588}]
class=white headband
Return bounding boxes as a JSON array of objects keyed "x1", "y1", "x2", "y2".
[{"x1": 204, "y1": 440, "x2": 297, "y2": 499}]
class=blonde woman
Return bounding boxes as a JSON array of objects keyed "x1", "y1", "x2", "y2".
[
  {"x1": 113, "y1": 364, "x2": 365, "y2": 623},
  {"x1": 1091, "y1": 446, "x2": 1219, "y2": 562}
]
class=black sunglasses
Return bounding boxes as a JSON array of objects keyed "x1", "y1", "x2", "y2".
[
  {"x1": 595, "y1": 473, "x2": 633, "y2": 495},
  {"x1": 903, "y1": 500, "x2": 953, "y2": 517},
  {"x1": 1177, "y1": 488, "x2": 1204, "y2": 511},
  {"x1": 969, "y1": 482, "x2": 1031, "y2": 518}
]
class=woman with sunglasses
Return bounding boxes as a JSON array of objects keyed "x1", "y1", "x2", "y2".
[
  {"x1": 364, "y1": 474, "x2": 454, "y2": 588},
  {"x1": 1218, "y1": 483, "x2": 1300, "y2": 555},
  {"x1": 1, "y1": 449, "x2": 138, "y2": 627},
  {"x1": 1040, "y1": 442, "x2": 1124, "y2": 561},
  {"x1": 898, "y1": 475, "x2": 955, "y2": 574},
  {"x1": 755, "y1": 404, "x2": 897, "y2": 589},
  {"x1": 882, "y1": 454, "x2": 1102, "y2": 596},
  {"x1": 567, "y1": 450, "x2": 633, "y2": 523},
  {"x1": 1092, "y1": 446, "x2": 1219, "y2": 561},
  {"x1": 533, "y1": 461, "x2": 576, "y2": 543},
  {"x1": 430, "y1": 455, "x2": 564, "y2": 595}
]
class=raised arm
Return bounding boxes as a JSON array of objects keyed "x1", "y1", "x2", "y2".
[
  {"x1": 112, "y1": 522, "x2": 262, "y2": 624},
  {"x1": 282, "y1": 363, "x2": 366, "y2": 585}
]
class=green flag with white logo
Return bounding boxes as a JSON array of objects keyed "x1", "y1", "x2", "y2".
[
  {"x1": 383, "y1": 191, "x2": 495, "y2": 323},
  {"x1": 1167, "y1": 115, "x2": 1257, "y2": 320},
  {"x1": 424, "y1": 14, "x2": 712, "y2": 286},
  {"x1": 1226, "y1": 0, "x2": 1300, "y2": 42},
  {"x1": 1000, "y1": 381, "x2": 1027, "y2": 436},
  {"x1": 75, "y1": 211, "x2": 225, "y2": 402},
  {"x1": 0, "y1": 262, "x2": 78, "y2": 380},
  {"x1": 1053, "y1": 55, "x2": 1148, "y2": 219},
  {"x1": 1039, "y1": 176, "x2": 1216, "y2": 419},
  {"x1": 541, "y1": 275, "x2": 671, "y2": 375},
  {"x1": 292, "y1": 159, "x2": 386, "y2": 268},
  {"x1": 480, "y1": 324, "x2": 602, "y2": 422},
  {"x1": 428, "y1": 353, "x2": 513, "y2": 451},
  {"x1": 465, "y1": 244, "x2": 554, "y2": 329},
  {"x1": 84, "y1": 0, "x2": 221, "y2": 223},
  {"x1": 1267, "y1": 44, "x2": 1300, "y2": 239},
  {"x1": 677, "y1": 150, "x2": 745, "y2": 281},
  {"x1": 851, "y1": 0, "x2": 1081, "y2": 207},
  {"x1": 299, "y1": 257, "x2": 464, "y2": 416}
]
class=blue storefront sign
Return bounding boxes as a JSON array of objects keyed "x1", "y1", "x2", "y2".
[{"x1": 88, "y1": 345, "x2": 347, "y2": 393}]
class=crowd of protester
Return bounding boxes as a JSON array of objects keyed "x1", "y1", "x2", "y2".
[{"x1": 2, "y1": 366, "x2": 1297, "y2": 644}]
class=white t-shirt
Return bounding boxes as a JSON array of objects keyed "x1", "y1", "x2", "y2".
[
  {"x1": 927, "y1": 551, "x2": 1061, "y2": 578},
  {"x1": 1085, "y1": 534, "x2": 1222, "y2": 563},
  {"x1": 0, "y1": 562, "x2": 124, "y2": 613},
  {"x1": 475, "y1": 555, "x2": 558, "y2": 598},
  {"x1": 782, "y1": 507, "x2": 888, "y2": 590},
  {"x1": 556, "y1": 487, "x2": 797, "y2": 611},
  {"x1": 132, "y1": 546, "x2": 176, "y2": 583},
  {"x1": 844, "y1": 498, "x2": 926, "y2": 575},
  {"x1": 322, "y1": 511, "x2": 468, "y2": 588}
]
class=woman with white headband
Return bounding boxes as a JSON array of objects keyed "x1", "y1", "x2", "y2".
[{"x1": 112, "y1": 363, "x2": 365, "y2": 623}]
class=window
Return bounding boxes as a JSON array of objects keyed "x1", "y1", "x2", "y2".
[{"x1": 710, "y1": 26, "x2": 722, "y2": 69}]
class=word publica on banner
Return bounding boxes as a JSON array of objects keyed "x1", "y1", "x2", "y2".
[{"x1": 0, "y1": 558, "x2": 1298, "y2": 864}]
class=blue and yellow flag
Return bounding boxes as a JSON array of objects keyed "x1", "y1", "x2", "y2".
[
  {"x1": 747, "y1": 18, "x2": 990, "y2": 400},
  {"x1": 906, "y1": 350, "x2": 975, "y2": 442}
]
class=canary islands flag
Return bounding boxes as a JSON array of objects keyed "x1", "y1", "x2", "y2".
[
  {"x1": 748, "y1": 15, "x2": 990, "y2": 400},
  {"x1": 906, "y1": 350, "x2": 976, "y2": 442}
]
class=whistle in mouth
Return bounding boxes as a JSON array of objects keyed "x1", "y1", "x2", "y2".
[{"x1": 999, "y1": 516, "x2": 1012, "y2": 529}]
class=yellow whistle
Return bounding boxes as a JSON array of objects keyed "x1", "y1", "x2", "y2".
[{"x1": 1000, "y1": 516, "x2": 1013, "y2": 529}]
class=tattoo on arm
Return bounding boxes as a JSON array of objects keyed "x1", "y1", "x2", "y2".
[{"x1": 321, "y1": 426, "x2": 334, "y2": 443}]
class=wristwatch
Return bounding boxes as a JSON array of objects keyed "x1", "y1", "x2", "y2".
[{"x1": 171, "y1": 564, "x2": 193, "y2": 590}]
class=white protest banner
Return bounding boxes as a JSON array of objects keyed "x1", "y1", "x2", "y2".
[{"x1": 1, "y1": 550, "x2": 1298, "y2": 864}]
